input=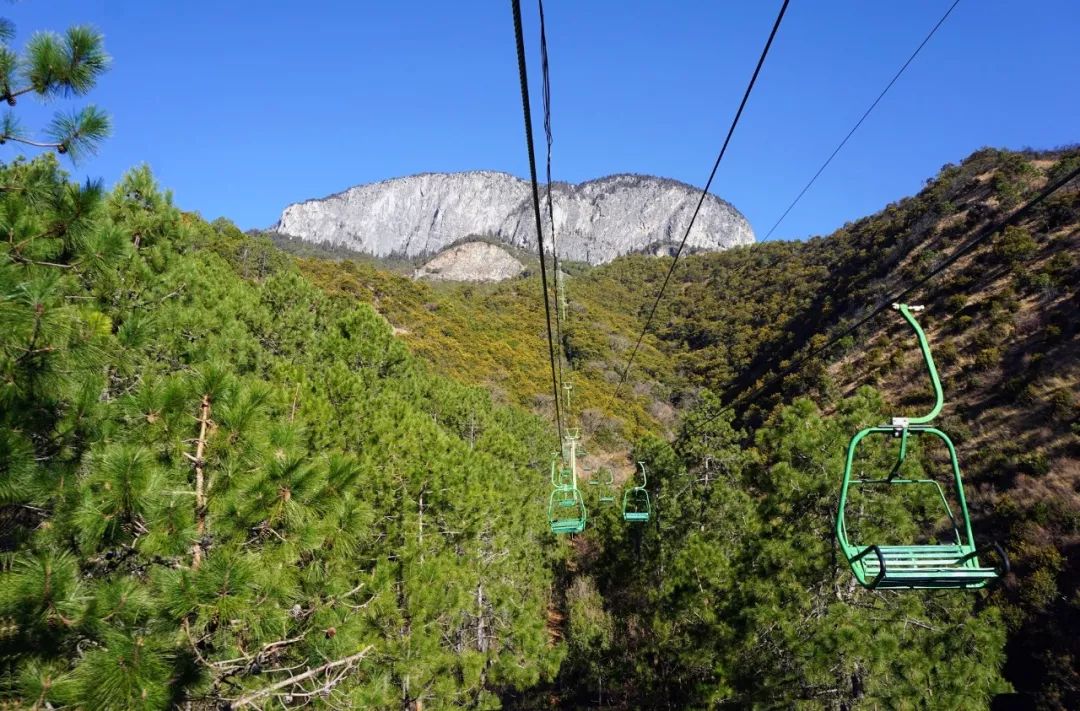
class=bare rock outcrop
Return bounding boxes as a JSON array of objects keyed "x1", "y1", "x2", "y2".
[
  {"x1": 274, "y1": 171, "x2": 754, "y2": 266},
  {"x1": 414, "y1": 242, "x2": 525, "y2": 282}
]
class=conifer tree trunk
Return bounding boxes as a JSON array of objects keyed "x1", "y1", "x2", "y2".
[
  {"x1": 393, "y1": 471, "x2": 417, "y2": 710},
  {"x1": 191, "y1": 395, "x2": 211, "y2": 569},
  {"x1": 477, "y1": 583, "x2": 487, "y2": 653},
  {"x1": 417, "y1": 488, "x2": 424, "y2": 562}
]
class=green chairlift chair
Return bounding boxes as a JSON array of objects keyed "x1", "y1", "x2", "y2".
[
  {"x1": 622, "y1": 461, "x2": 651, "y2": 523},
  {"x1": 836, "y1": 304, "x2": 1009, "y2": 589},
  {"x1": 549, "y1": 486, "x2": 587, "y2": 534},
  {"x1": 549, "y1": 444, "x2": 587, "y2": 534},
  {"x1": 589, "y1": 467, "x2": 616, "y2": 503}
]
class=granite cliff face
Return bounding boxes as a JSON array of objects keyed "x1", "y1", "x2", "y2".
[{"x1": 274, "y1": 171, "x2": 754, "y2": 265}]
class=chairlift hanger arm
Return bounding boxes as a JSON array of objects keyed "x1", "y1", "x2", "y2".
[{"x1": 892, "y1": 303, "x2": 943, "y2": 425}]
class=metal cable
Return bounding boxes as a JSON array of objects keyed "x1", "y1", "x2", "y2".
[
  {"x1": 687, "y1": 162, "x2": 1080, "y2": 432},
  {"x1": 512, "y1": 0, "x2": 563, "y2": 438},
  {"x1": 762, "y1": 0, "x2": 962, "y2": 241},
  {"x1": 538, "y1": 0, "x2": 569, "y2": 425},
  {"x1": 614, "y1": 0, "x2": 791, "y2": 395}
]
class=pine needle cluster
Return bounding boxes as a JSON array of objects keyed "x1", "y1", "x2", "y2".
[{"x1": 0, "y1": 20, "x2": 110, "y2": 162}]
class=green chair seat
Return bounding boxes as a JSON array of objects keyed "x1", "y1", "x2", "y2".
[
  {"x1": 623, "y1": 511, "x2": 650, "y2": 522},
  {"x1": 548, "y1": 485, "x2": 587, "y2": 535},
  {"x1": 550, "y1": 518, "x2": 586, "y2": 535},
  {"x1": 850, "y1": 544, "x2": 1000, "y2": 589}
]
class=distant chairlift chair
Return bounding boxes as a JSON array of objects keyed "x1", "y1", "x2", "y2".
[
  {"x1": 622, "y1": 462, "x2": 651, "y2": 523},
  {"x1": 835, "y1": 304, "x2": 1009, "y2": 589},
  {"x1": 589, "y1": 467, "x2": 616, "y2": 503},
  {"x1": 549, "y1": 449, "x2": 587, "y2": 535}
]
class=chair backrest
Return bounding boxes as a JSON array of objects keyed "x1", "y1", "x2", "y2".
[{"x1": 622, "y1": 485, "x2": 651, "y2": 522}]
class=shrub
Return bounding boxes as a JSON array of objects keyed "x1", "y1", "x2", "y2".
[
  {"x1": 973, "y1": 347, "x2": 1001, "y2": 371},
  {"x1": 1020, "y1": 567, "x2": 1060, "y2": 612},
  {"x1": 992, "y1": 226, "x2": 1038, "y2": 266},
  {"x1": 945, "y1": 294, "x2": 967, "y2": 313},
  {"x1": 1017, "y1": 452, "x2": 1051, "y2": 477},
  {"x1": 973, "y1": 329, "x2": 996, "y2": 350},
  {"x1": 1049, "y1": 389, "x2": 1075, "y2": 421},
  {"x1": 937, "y1": 341, "x2": 959, "y2": 365}
]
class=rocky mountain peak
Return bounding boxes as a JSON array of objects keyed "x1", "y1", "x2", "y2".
[{"x1": 273, "y1": 171, "x2": 754, "y2": 266}]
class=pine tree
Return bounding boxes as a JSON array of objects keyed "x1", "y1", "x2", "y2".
[
  {"x1": 0, "y1": 157, "x2": 563, "y2": 708},
  {"x1": 0, "y1": 20, "x2": 109, "y2": 161}
]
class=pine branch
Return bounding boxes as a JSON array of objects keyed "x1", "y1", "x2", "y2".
[
  {"x1": 211, "y1": 635, "x2": 306, "y2": 670},
  {"x1": 0, "y1": 134, "x2": 61, "y2": 150},
  {"x1": 227, "y1": 645, "x2": 374, "y2": 709},
  {"x1": 6, "y1": 252, "x2": 72, "y2": 269},
  {"x1": 0, "y1": 105, "x2": 109, "y2": 163},
  {"x1": 0, "y1": 85, "x2": 42, "y2": 103},
  {"x1": 183, "y1": 619, "x2": 212, "y2": 668}
]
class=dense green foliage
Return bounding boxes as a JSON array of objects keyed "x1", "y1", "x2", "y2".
[
  {"x1": 1, "y1": 142, "x2": 1077, "y2": 709},
  {"x1": 547, "y1": 393, "x2": 1009, "y2": 708},
  {"x1": 0, "y1": 157, "x2": 565, "y2": 708},
  {"x1": 302, "y1": 147, "x2": 1079, "y2": 709}
]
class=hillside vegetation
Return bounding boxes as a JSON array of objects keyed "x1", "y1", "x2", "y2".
[
  {"x1": 0, "y1": 157, "x2": 564, "y2": 709},
  {"x1": 298, "y1": 147, "x2": 1080, "y2": 708},
  {"x1": 1, "y1": 147, "x2": 1077, "y2": 709}
]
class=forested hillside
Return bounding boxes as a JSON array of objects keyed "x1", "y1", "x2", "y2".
[
  {"x1": 297, "y1": 147, "x2": 1079, "y2": 708},
  {"x1": 1, "y1": 137, "x2": 1077, "y2": 709},
  {"x1": 0, "y1": 157, "x2": 566, "y2": 708}
]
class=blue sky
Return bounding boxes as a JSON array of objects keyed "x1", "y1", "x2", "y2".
[{"x1": 2, "y1": 1, "x2": 1078, "y2": 240}]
